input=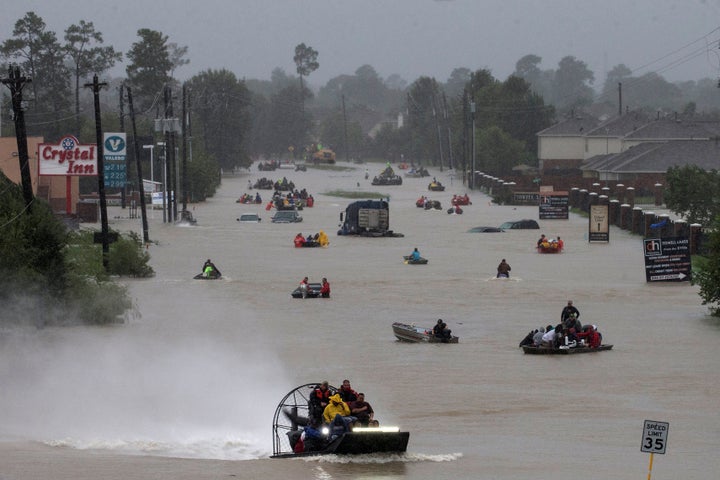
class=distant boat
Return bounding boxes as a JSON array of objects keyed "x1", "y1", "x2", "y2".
[{"x1": 392, "y1": 322, "x2": 458, "y2": 343}]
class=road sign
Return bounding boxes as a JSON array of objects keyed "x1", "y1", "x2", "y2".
[{"x1": 641, "y1": 420, "x2": 669, "y2": 454}]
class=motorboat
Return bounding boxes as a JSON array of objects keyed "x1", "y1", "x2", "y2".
[
  {"x1": 392, "y1": 322, "x2": 458, "y2": 343},
  {"x1": 291, "y1": 282, "x2": 322, "y2": 298},
  {"x1": 521, "y1": 344, "x2": 613, "y2": 354},
  {"x1": 270, "y1": 383, "x2": 410, "y2": 458},
  {"x1": 403, "y1": 255, "x2": 428, "y2": 264}
]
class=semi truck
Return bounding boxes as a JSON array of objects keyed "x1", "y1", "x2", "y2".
[{"x1": 338, "y1": 200, "x2": 403, "y2": 237}]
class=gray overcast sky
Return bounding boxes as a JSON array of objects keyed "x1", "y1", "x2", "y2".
[{"x1": 2, "y1": 0, "x2": 720, "y2": 88}]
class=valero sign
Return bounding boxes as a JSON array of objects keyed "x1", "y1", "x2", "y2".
[{"x1": 38, "y1": 135, "x2": 97, "y2": 176}]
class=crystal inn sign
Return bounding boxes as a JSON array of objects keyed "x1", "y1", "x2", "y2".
[
  {"x1": 39, "y1": 135, "x2": 98, "y2": 176},
  {"x1": 38, "y1": 135, "x2": 98, "y2": 213}
]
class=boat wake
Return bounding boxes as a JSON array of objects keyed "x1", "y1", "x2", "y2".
[
  {"x1": 44, "y1": 435, "x2": 271, "y2": 460},
  {"x1": 300, "y1": 452, "x2": 463, "y2": 464}
]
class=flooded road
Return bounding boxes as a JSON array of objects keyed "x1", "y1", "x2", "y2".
[{"x1": 1, "y1": 163, "x2": 718, "y2": 480}]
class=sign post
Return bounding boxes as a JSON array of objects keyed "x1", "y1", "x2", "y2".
[{"x1": 641, "y1": 420, "x2": 669, "y2": 480}]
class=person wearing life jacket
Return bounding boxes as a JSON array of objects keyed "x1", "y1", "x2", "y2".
[
  {"x1": 294, "y1": 233, "x2": 306, "y2": 248},
  {"x1": 577, "y1": 324, "x2": 602, "y2": 348},
  {"x1": 320, "y1": 278, "x2": 331, "y2": 298},
  {"x1": 309, "y1": 381, "x2": 332, "y2": 424}
]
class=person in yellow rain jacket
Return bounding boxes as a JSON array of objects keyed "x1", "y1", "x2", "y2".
[
  {"x1": 323, "y1": 393, "x2": 353, "y2": 424},
  {"x1": 318, "y1": 229, "x2": 329, "y2": 247}
]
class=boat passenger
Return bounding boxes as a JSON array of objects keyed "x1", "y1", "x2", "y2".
[
  {"x1": 299, "y1": 276, "x2": 309, "y2": 298},
  {"x1": 317, "y1": 230, "x2": 329, "y2": 247},
  {"x1": 202, "y1": 259, "x2": 219, "y2": 278},
  {"x1": 338, "y1": 379, "x2": 358, "y2": 402},
  {"x1": 255, "y1": 192, "x2": 262, "y2": 203},
  {"x1": 497, "y1": 259, "x2": 511, "y2": 278},
  {"x1": 557, "y1": 236, "x2": 564, "y2": 250},
  {"x1": 294, "y1": 233, "x2": 306, "y2": 248},
  {"x1": 320, "y1": 278, "x2": 331, "y2": 298},
  {"x1": 349, "y1": 392, "x2": 375, "y2": 426},
  {"x1": 309, "y1": 381, "x2": 331, "y2": 424},
  {"x1": 577, "y1": 324, "x2": 602, "y2": 348},
  {"x1": 323, "y1": 394, "x2": 355, "y2": 426},
  {"x1": 433, "y1": 319, "x2": 452, "y2": 340},
  {"x1": 541, "y1": 325, "x2": 557, "y2": 347},
  {"x1": 410, "y1": 247, "x2": 421, "y2": 262},
  {"x1": 301, "y1": 418, "x2": 326, "y2": 452},
  {"x1": 537, "y1": 234, "x2": 546, "y2": 246},
  {"x1": 561, "y1": 300, "x2": 580, "y2": 323},
  {"x1": 532, "y1": 327, "x2": 546, "y2": 346}
]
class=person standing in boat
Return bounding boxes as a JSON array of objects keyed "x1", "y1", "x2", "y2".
[
  {"x1": 320, "y1": 278, "x2": 331, "y2": 298},
  {"x1": 496, "y1": 259, "x2": 511, "y2": 278},
  {"x1": 561, "y1": 300, "x2": 580, "y2": 323}
]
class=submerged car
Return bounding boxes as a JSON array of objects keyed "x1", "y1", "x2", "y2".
[
  {"x1": 272, "y1": 210, "x2": 303, "y2": 223},
  {"x1": 499, "y1": 219, "x2": 540, "y2": 230},
  {"x1": 237, "y1": 213, "x2": 261, "y2": 223},
  {"x1": 468, "y1": 226, "x2": 504, "y2": 233}
]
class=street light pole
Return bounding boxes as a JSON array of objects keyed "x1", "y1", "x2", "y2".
[
  {"x1": 143, "y1": 144, "x2": 154, "y2": 184},
  {"x1": 157, "y1": 141, "x2": 166, "y2": 223},
  {"x1": 471, "y1": 101, "x2": 476, "y2": 189}
]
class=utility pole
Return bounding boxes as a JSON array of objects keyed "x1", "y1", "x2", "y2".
[
  {"x1": 471, "y1": 100, "x2": 476, "y2": 190},
  {"x1": 118, "y1": 83, "x2": 126, "y2": 209},
  {"x1": 85, "y1": 74, "x2": 110, "y2": 271},
  {"x1": 1, "y1": 66, "x2": 34, "y2": 209},
  {"x1": 443, "y1": 92, "x2": 454, "y2": 170},
  {"x1": 127, "y1": 86, "x2": 150, "y2": 244},
  {"x1": 342, "y1": 94, "x2": 349, "y2": 162},
  {"x1": 618, "y1": 82, "x2": 623, "y2": 116},
  {"x1": 181, "y1": 82, "x2": 188, "y2": 214}
]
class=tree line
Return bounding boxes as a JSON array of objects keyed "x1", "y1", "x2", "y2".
[{"x1": 3, "y1": 11, "x2": 720, "y2": 191}]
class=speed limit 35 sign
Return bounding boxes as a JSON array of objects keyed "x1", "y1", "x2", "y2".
[{"x1": 641, "y1": 420, "x2": 669, "y2": 454}]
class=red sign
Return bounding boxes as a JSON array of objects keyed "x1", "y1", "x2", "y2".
[{"x1": 38, "y1": 135, "x2": 97, "y2": 176}]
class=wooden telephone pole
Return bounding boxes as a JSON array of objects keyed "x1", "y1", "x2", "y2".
[{"x1": 1, "y1": 66, "x2": 34, "y2": 209}]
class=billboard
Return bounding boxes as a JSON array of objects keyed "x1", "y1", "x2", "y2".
[
  {"x1": 539, "y1": 192, "x2": 569, "y2": 219},
  {"x1": 589, "y1": 204, "x2": 609, "y2": 242},
  {"x1": 643, "y1": 236, "x2": 691, "y2": 282}
]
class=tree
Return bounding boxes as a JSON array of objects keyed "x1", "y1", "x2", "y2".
[
  {"x1": 552, "y1": 56, "x2": 595, "y2": 112},
  {"x1": 252, "y1": 85, "x2": 312, "y2": 158},
  {"x1": 167, "y1": 42, "x2": 189, "y2": 78},
  {"x1": 125, "y1": 29, "x2": 173, "y2": 111},
  {"x1": 64, "y1": 20, "x2": 122, "y2": 133},
  {"x1": 293, "y1": 43, "x2": 319, "y2": 107},
  {"x1": 665, "y1": 165, "x2": 720, "y2": 226},
  {"x1": 188, "y1": 69, "x2": 251, "y2": 170},
  {"x1": 0, "y1": 12, "x2": 72, "y2": 139},
  {"x1": 476, "y1": 125, "x2": 526, "y2": 176},
  {"x1": 692, "y1": 217, "x2": 720, "y2": 316}
]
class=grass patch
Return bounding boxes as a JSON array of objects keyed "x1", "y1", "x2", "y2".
[
  {"x1": 306, "y1": 164, "x2": 356, "y2": 172},
  {"x1": 324, "y1": 190, "x2": 389, "y2": 199}
]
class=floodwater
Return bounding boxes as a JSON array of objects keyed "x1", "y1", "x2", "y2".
[{"x1": 1, "y1": 164, "x2": 719, "y2": 480}]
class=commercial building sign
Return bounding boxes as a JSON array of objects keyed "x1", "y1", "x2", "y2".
[
  {"x1": 539, "y1": 192, "x2": 569, "y2": 219},
  {"x1": 38, "y1": 135, "x2": 97, "y2": 176},
  {"x1": 643, "y1": 236, "x2": 691, "y2": 282},
  {"x1": 589, "y1": 204, "x2": 609, "y2": 242},
  {"x1": 103, "y1": 133, "x2": 127, "y2": 188}
]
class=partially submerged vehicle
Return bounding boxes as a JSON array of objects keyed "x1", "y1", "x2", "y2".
[
  {"x1": 392, "y1": 322, "x2": 458, "y2": 343},
  {"x1": 272, "y1": 210, "x2": 303, "y2": 223},
  {"x1": 271, "y1": 383, "x2": 410, "y2": 458},
  {"x1": 338, "y1": 200, "x2": 403, "y2": 237},
  {"x1": 312, "y1": 148, "x2": 336, "y2": 164},
  {"x1": 499, "y1": 219, "x2": 540, "y2": 230},
  {"x1": 372, "y1": 175, "x2": 403, "y2": 186}
]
